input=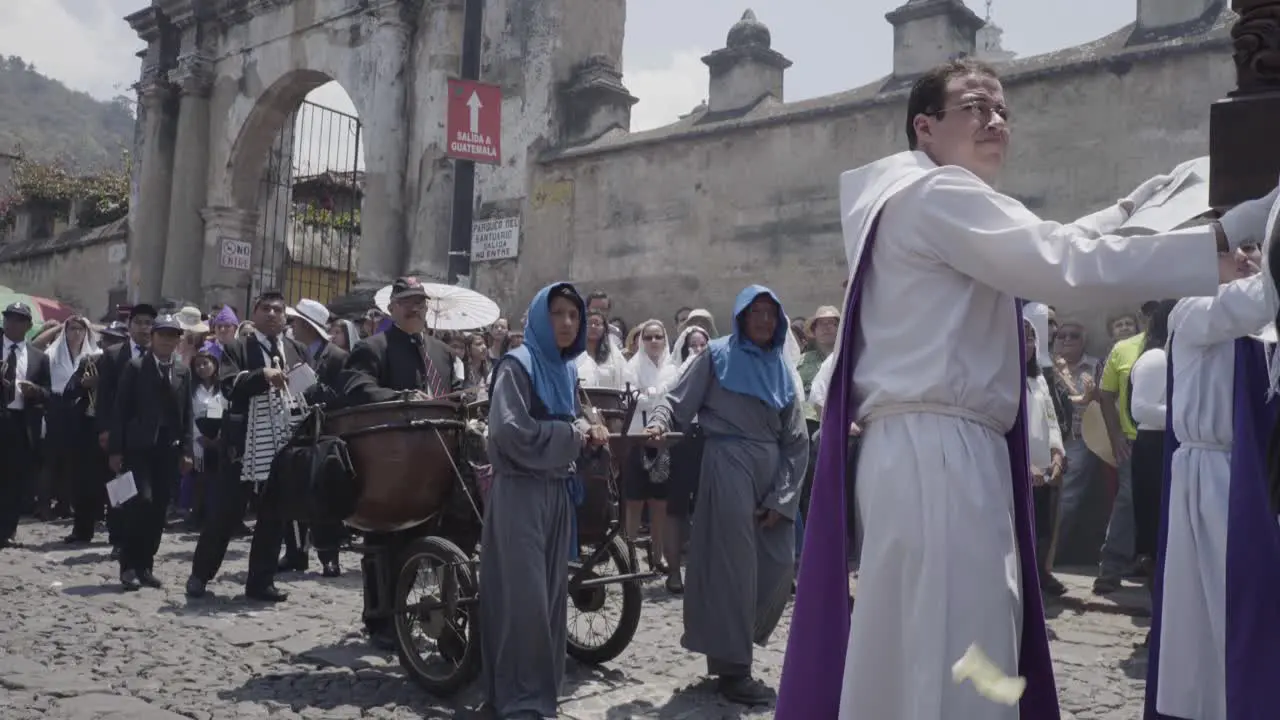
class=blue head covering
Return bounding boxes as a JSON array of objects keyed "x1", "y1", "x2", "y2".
[
  {"x1": 505, "y1": 282, "x2": 586, "y2": 417},
  {"x1": 708, "y1": 285, "x2": 795, "y2": 410}
]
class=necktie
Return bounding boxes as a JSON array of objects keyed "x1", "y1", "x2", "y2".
[
  {"x1": 267, "y1": 336, "x2": 281, "y2": 368},
  {"x1": 3, "y1": 343, "x2": 16, "y2": 406},
  {"x1": 134, "y1": 344, "x2": 142, "y2": 358},
  {"x1": 160, "y1": 362, "x2": 172, "y2": 384},
  {"x1": 410, "y1": 334, "x2": 445, "y2": 398}
]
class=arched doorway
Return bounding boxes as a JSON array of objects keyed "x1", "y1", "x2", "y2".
[{"x1": 249, "y1": 81, "x2": 366, "y2": 310}]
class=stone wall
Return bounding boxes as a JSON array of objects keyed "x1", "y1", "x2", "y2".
[
  {"x1": 470, "y1": 16, "x2": 1234, "y2": 357},
  {"x1": 0, "y1": 218, "x2": 129, "y2": 319}
]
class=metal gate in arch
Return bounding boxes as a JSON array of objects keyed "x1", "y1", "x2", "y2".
[{"x1": 250, "y1": 99, "x2": 363, "y2": 313}]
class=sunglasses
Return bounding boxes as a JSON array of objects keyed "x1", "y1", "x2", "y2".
[
  {"x1": 642, "y1": 334, "x2": 665, "y2": 341},
  {"x1": 1057, "y1": 331, "x2": 1082, "y2": 340}
]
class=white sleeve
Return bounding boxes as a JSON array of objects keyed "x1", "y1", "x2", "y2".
[
  {"x1": 901, "y1": 166, "x2": 1220, "y2": 309},
  {"x1": 809, "y1": 352, "x2": 836, "y2": 410},
  {"x1": 1168, "y1": 275, "x2": 1272, "y2": 348},
  {"x1": 1129, "y1": 348, "x2": 1167, "y2": 429}
]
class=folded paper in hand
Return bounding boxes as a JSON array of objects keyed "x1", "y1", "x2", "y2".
[
  {"x1": 287, "y1": 363, "x2": 317, "y2": 396},
  {"x1": 1120, "y1": 157, "x2": 1211, "y2": 235},
  {"x1": 951, "y1": 643, "x2": 1026, "y2": 706},
  {"x1": 106, "y1": 471, "x2": 137, "y2": 507}
]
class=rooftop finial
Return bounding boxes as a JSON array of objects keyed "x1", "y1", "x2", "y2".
[
  {"x1": 985, "y1": 0, "x2": 994, "y2": 22},
  {"x1": 726, "y1": 9, "x2": 772, "y2": 49}
]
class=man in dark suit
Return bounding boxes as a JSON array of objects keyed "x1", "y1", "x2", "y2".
[
  {"x1": 92, "y1": 304, "x2": 156, "y2": 559},
  {"x1": 0, "y1": 302, "x2": 53, "y2": 548},
  {"x1": 187, "y1": 290, "x2": 305, "y2": 603},
  {"x1": 279, "y1": 297, "x2": 349, "y2": 576},
  {"x1": 106, "y1": 314, "x2": 193, "y2": 590},
  {"x1": 339, "y1": 276, "x2": 461, "y2": 649}
]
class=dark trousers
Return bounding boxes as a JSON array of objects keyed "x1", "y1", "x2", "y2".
[
  {"x1": 362, "y1": 528, "x2": 419, "y2": 635},
  {"x1": 191, "y1": 460, "x2": 283, "y2": 589},
  {"x1": 1033, "y1": 484, "x2": 1057, "y2": 572},
  {"x1": 116, "y1": 443, "x2": 178, "y2": 573},
  {"x1": 69, "y1": 427, "x2": 110, "y2": 540},
  {"x1": 0, "y1": 412, "x2": 34, "y2": 542},
  {"x1": 284, "y1": 521, "x2": 342, "y2": 564},
  {"x1": 1131, "y1": 429, "x2": 1165, "y2": 559}
]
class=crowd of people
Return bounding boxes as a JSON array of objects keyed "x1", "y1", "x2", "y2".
[{"x1": 4, "y1": 54, "x2": 1280, "y2": 720}]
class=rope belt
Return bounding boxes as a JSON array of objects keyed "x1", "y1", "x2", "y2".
[
  {"x1": 1178, "y1": 440, "x2": 1231, "y2": 453},
  {"x1": 861, "y1": 401, "x2": 1007, "y2": 436}
]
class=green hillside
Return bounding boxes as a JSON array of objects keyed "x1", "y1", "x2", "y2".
[{"x1": 0, "y1": 55, "x2": 134, "y2": 171}]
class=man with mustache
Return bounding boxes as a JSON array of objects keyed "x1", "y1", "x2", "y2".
[{"x1": 780, "y1": 58, "x2": 1280, "y2": 720}]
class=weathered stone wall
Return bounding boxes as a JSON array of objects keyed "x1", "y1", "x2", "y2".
[
  {"x1": 0, "y1": 221, "x2": 129, "y2": 319},
  {"x1": 470, "y1": 32, "x2": 1233, "y2": 356}
]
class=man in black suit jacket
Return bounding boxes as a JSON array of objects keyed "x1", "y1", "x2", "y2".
[
  {"x1": 62, "y1": 322, "x2": 129, "y2": 543},
  {"x1": 0, "y1": 302, "x2": 53, "y2": 548},
  {"x1": 279, "y1": 297, "x2": 349, "y2": 575},
  {"x1": 107, "y1": 314, "x2": 193, "y2": 591},
  {"x1": 338, "y1": 276, "x2": 462, "y2": 649},
  {"x1": 188, "y1": 290, "x2": 306, "y2": 603}
]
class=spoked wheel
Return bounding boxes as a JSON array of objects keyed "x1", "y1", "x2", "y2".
[
  {"x1": 393, "y1": 536, "x2": 481, "y2": 697},
  {"x1": 566, "y1": 534, "x2": 643, "y2": 665}
]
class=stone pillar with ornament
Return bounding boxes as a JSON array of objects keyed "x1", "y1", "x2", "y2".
[
  {"x1": 161, "y1": 3, "x2": 214, "y2": 302},
  {"x1": 1209, "y1": 0, "x2": 1280, "y2": 208},
  {"x1": 126, "y1": 6, "x2": 178, "y2": 305},
  {"x1": 199, "y1": 206, "x2": 259, "y2": 311}
]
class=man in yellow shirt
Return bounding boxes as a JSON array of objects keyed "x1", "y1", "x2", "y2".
[{"x1": 1094, "y1": 324, "x2": 1147, "y2": 594}]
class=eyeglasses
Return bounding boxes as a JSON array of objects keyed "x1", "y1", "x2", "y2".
[{"x1": 931, "y1": 99, "x2": 1011, "y2": 125}]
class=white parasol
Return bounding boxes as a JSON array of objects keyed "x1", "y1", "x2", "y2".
[{"x1": 374, "y1": 282, "x2": 501, "y2": 331}]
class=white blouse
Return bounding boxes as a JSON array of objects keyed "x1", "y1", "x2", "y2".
[
  {"x1": 1129, "y1": 347, "x2": 1167, "y2": 432},
  {"x1": 1025, "y1": 373, "x2": 1064, "y2": 469}
]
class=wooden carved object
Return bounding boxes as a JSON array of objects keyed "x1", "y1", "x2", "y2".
[{"x1": 1209, "y1": 0, "x2": 1280, "y2": 209}]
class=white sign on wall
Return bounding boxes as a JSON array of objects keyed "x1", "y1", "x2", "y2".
[
  {"x1": 470, "y1": 215, "x2": 520, "y2": 261},
  {"x1": 106, "y1": 242, "x2": 127, "y2": 264},
  {"x1": 219, "y1": 237, "x2": 252, "y2": 271}
]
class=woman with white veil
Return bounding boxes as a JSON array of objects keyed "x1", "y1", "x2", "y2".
[
  {"x1": 577, "y1": 309, "x2": 628, "y2": 389},
  {"x1": 48, "y1": 316, "x2": 100, "y2": 537},
  {"x1": 623, "y1": 319, "x2": 675, "y2": 571}
]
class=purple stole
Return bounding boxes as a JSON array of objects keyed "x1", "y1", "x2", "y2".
[
  {"x1": 1145, "y1": 336, "x2": 1280, "y2": 720},
  {"x1": 775, "y1": 215, "x2": 1060, "y2": 718}
]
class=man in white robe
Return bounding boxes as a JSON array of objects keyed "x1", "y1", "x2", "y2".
[{"x1": 778, "y1": 57, "x2": 1279, "y2": 720}]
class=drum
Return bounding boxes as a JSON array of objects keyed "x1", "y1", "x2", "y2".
[{"x1": 323, "y1": 399, "x2": 467, "y2": 532}]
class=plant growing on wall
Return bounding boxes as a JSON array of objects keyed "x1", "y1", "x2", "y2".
[
  {"x1": 294, "y1": 204, "x2": 361, "y2": 233},
  {"x1": 0, "y1": 152, "x2": 131, "y2": 230}
]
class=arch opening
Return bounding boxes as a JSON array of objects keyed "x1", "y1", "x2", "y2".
[{"x1": 229, "y1": 72, "x2": 366, "y2": 311}]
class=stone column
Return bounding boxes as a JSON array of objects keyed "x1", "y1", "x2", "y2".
[
  {"x1": 355, "y1": 12, "x2": 412, "y2": 290},
  {"x1": 1208, "y1": 0, "x2": 1280, "y2": 207},
  {"x1": 161, "y1": 53, "x2": 214, "y2": 302},
  {"x1": 199, "y1": 205, "x2": 259, "y2": 311},
  {"x1": 132, "y1": 77, "x2": 178, "y2": 303}
]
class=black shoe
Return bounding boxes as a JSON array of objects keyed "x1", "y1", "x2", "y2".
[
  {"x1": 245, "y1": 584, "x2": 288, "y2": 603},
  {"x1": 278, "y1": 555, "x2": 309, "y2": 573},
  {"x1": 231, "y1": 523, "x2": 252, "y2": 538},
  {"x1": 368, "y1": 628, "x2": 397, "y2": 652},
  {"x1": 1092, "y1": 576, "x2": 1121, "y2": 596},
  {"x1": 665, "y1": 575, "x2": 684, "y2": 595},
  {"x1": 138, "y1": 570, "x2": 163, "y2": 589},
  {"x1": 1040, "y1": 572, "x2": 1067, "y2": 597},
  {"x1": 717, "y1": 675, "x2": 776, "y2": 706},
  {"x1": 120, "y1": 570, "x2": 141, "y2": 592},
  {"x1": 321, "y1": 561, "x2": 342, "y2": 578},
  {"x1": 185, "y1": 576, "x2": 207, "y2": 599},
  {"x1": 62, "y1": 533, "x2": 92, "y2": 545}
]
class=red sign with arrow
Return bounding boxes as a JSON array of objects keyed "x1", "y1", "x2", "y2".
[{"x1": 446, "y1": 79, "x2": 502, "y2": 165}]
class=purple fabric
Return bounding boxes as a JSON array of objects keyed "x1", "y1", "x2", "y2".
[
  {"x1": 1146, "y1": 336, "x2": 1280, "y2": 719},
  {"x1": 212, "y1": 306, "x2": 238, "y2": 326},
  {"x1": 776, "y1": 217, "x2": 1059, "y2": 718},
  {"x1": 376, "y1": 316, "x2": 392, "y2": 335},
  {"x1": 200, "y1": 340, "x2": 222, "y2": 359}
]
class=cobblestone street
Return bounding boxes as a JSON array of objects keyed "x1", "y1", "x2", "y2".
[{"x1": 0, "y1": 519, "x2": 1150, "y2": 719}]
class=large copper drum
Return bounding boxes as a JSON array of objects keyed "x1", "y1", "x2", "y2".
[{"x1": 324, "y1": 399, "x2": 466, "y2": 532}]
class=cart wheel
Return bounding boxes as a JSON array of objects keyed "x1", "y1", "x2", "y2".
[
  {"x1": 393, "y1": 536, "x2": 481, "y2": 697},
  {"x1": 566, "y1": 534, "x2": 643, "y2": 665}
]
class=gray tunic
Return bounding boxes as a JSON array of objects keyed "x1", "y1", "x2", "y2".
[
  {"x1": 649, "y1": 351, "x2": 809, "y2": 669},
  {"x1": 479, "y1": 360, "x2": 588, "y2": 718}
]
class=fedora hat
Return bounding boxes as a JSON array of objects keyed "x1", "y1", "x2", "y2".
[
  {"x1": 1117, "y1": 157, "x2": 1213, "y2": 236},
  {"x1": 286, "y1": 298, "x2": 331, "y2": 337}
]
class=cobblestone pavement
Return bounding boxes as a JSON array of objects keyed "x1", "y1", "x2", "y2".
[{"x1": 0, "y1": 519, "x2": 1150, "y2": 719}]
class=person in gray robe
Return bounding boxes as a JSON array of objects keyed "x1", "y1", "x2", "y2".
[
  {"x1": 479, "y1": 282, "x2": 609, "y2": 719},
  {"x1": 645, "y1": 284, "x2": 809, "y2": 706}
]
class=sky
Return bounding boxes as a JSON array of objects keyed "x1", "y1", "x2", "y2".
[{"x1": 0, "y1": 0, "x2": 1135, "y2": 162}]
